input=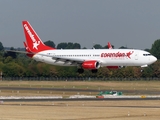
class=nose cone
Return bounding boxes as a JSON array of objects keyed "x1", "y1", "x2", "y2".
[
  {"x1": 153, "y1": 56, "x2": 157, "y2": 62},
  {"x1": 151, "y1": 56, "x2": 157, "y2": 63}
]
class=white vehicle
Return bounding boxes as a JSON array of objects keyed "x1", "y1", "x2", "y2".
[{"x1": 20, "y1": 21, "x2": 157, "y2": 73}]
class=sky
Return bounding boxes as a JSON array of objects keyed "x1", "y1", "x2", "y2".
[{"x1": 1, "y1": 0, "x2": 160, "y2": 49}]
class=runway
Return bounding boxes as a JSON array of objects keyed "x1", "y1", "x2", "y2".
[
  {"x1": 0, "y1": 86, "x2": 160, "y2": 94},
  {"x1": 1, "y1": 97, "x2": 160, "y2": 102},
  {"x1": 1, "y1": 82, "x2": 160, "y2": 120},
  {"x1": 0, "y1": 86, "x2": 160, "y2": 102}
]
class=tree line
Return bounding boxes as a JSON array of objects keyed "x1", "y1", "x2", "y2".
[{"x1": 0, "y1": 39, "x2": 160, "y2": 80}]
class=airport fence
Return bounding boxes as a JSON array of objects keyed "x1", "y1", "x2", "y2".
[{"x1": 1, "y1": 77, "x2": 160, "y2": 81}]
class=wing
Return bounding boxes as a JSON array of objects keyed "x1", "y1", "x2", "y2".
[
  {"x1": 5, "y1": 50, "x2": 34, "y2": 54},
  {"x1": 5, "y1": 50, "x2": 85, "y2": 65},
  {"x1": 52, "y1": 56, "x2": 85, "y2": 65},
  {"x1": 40, "y1": 53, "x2": 85, "y2": 65}
]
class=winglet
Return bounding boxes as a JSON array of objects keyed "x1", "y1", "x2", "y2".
[
  {"x1": 23, "y1": 42, "x2": 31, "y2": 52},
  {"x1": 108, "y1": 42, "x2": 112, "y2": 49},
  {"x1": 23, "y1": 42, "x2": 34, "y2": 58}
]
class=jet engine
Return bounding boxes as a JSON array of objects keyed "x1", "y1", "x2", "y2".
[{"x1": 82, "y1": 60, "x2": 100, "y2": 69}]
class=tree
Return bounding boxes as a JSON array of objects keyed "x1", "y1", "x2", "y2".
[
  {"x1": 3, "y1": 47, "x2": 17, "y2": 59},
  {"x1": 132, "y1": 67, "x2": 142, "y2": 78},
  {"x1": 97, "y1": 67, "x2": 110, "y2": 78},
  {"x1": 119, "y1": 46, "x2": 128, "y2": 49},
  {"x1": 93, "y1": 44, "x2": 103, "y2": 49},
  {"x1": 57, "y1": 42, "x2": 68, "y2": 49},
  {"x1": 150, "y1": 39, "x2": 160, "y2": 59},
  {"x1": 44, "y1": 40, "x2": 56, "y2": 48},
  {"x1": 151, "y1": 60, "x2": 160, "y2": 77},
  {"x1": 0, "y1": 42, "x2": 4, "y2": 51},
  {"x1": 66, "y1": 42, "x2": 74, "y2": 49},
  {"x1": 73, "y1": 43, "x2": 81, "y2": 49},
  {"x1": 144, "y1": 48, "x2": 150, "y2": 52},
  {"x1": 2, "y1": 62, "x2": 25, "y2": 77},
  {"x1": 141, "y1": 67, "x2": 153, "y2": 78},
  {"x1": 57, "y1": 42, "x2": 81, "y2": 49}
]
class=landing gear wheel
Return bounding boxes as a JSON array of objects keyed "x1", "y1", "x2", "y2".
[{"x1": 77, "y1": 68, "x2": 84, "y2": 74}]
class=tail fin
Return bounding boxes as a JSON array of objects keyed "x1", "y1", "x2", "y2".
[
  {"x1": 22, "y1": 21, "x2": 55, "y2": 53},
  {"x1": 108, "y1": 42, "x2": 112, "y2": 49}
]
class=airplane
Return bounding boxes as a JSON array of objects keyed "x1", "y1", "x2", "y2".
[{"x1": 12, "y1": 21, "x2": 158, "y2": 73}]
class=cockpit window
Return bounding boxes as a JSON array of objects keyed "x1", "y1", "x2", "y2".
[{"x1": 143, "y1": 54, "x2": 151, "y2": 56}]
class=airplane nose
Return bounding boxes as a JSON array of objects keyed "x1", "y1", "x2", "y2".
[
  {"x1": 154, "y1": 56, "x2": 157, "y2": 62},
  {"x1": 152, "y1": 56, "x2": 157, "y2": 63}
]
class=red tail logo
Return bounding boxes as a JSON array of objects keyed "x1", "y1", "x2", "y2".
[{"x1": 22, "y1": 21, "x2": 55, "y2": 53}]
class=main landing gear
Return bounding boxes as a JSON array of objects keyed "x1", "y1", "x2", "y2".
[
  {"x1": 77, "y1": 68, "x2": 98, "y2": 74},
  {"x1": 77, "y1": 68, "x2": 84, "y2": 74}
]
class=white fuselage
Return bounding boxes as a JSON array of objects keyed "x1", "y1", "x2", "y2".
[{"x1": 32, "y1": 49, "x2": 157, "y2": 68}]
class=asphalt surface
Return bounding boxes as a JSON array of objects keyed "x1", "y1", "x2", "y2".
[
  {"x1": 0, "y1": 87, "x2": 160, "y2": 102},
  {"x1": 1, "y1": 97, "x2": 160, "y2": 102},
  {"x1": 0, "y1": 86, "x2": 159, "y2": 95}
]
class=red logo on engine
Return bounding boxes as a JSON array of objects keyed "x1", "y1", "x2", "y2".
[{"x1": 101, "y1": 51, "x2": 134, "y2": 59}]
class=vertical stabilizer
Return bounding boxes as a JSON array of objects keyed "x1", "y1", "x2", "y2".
[{"x1": 22, "y1": 21, "x2": 55, "y2": 53}]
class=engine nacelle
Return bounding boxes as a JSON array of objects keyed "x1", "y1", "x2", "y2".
[{"x1": 82, "y1": 60, "x2": 100, "y2": 69}]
